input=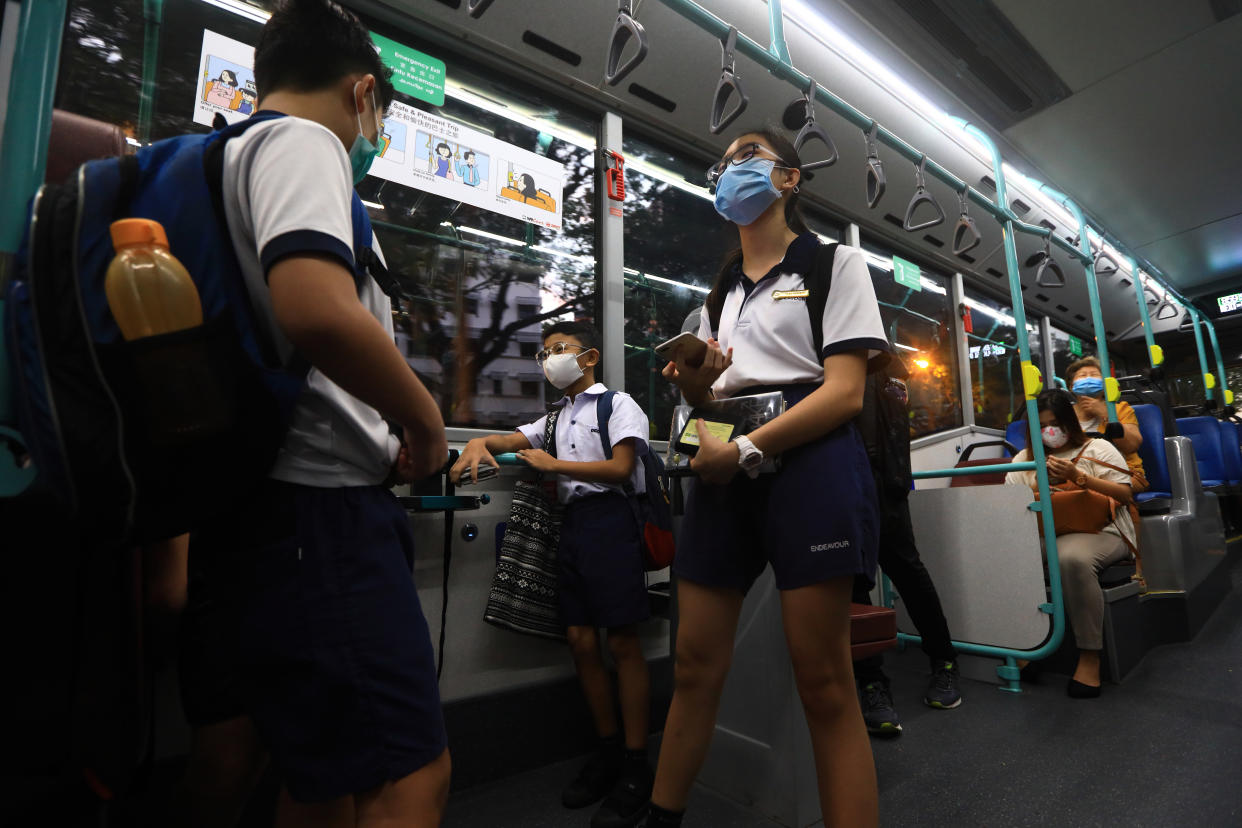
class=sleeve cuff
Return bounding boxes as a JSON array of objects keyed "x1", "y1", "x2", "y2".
[
  {"x1": 821, "y1": 337, "x2": 891, "y2": 362},
  {"x1": 516, "y1": 423, "x2": 542, "y2": 449},
  {"x1": 608, "y1": 431, "x2": 650, "y2": 454},
  {"x1": 260, "y1": 229, "x2": 355, "y2": 280}
]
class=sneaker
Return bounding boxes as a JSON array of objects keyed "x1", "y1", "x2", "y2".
[
  {"x1": 859, "y1": 681, "x2": 902, "y2": 735},
  {"x1": 924, "y1": 660, "x2": 962, "y2": 709},
  {"x1": 563, "y1": 750, "x2": 621, "y2": 809},
  {"x1": 591, "y1": 762, "x2": 653, "y2": 828}
]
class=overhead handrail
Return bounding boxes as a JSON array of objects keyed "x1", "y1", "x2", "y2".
[
  {"x1": 863, "y1": 121, "x2": 885, "y2": 208},
  {"x1": 604, "y1": 0, "x2": 649, "y2": 86},
  {"x1": 903, "y1": 154, "x2": 945, "y2": 232},
  {"x1": 782, "y1": 77, "x2": 838, "y2": 174},
  {"x1": 466, "y1": 0, "x2": 495, "y2": 18},
  {"x1": 708, "y1": 27, "x2": 747, "y2": 135},
  {"x1": 952, "y1": 184, "x2": 981, "y2": 255},
  {"x1": 1033, "y1": 237, "x2": 1065, "y2": 287}
]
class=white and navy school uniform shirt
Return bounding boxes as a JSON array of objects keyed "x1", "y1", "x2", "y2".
[
  {"x1": 517, "y1": 383, "x2": 649, "y2": 505},
  {"x1": 700, "y1": 234, "x2": 889, "y2": 399},
  {"x1": 221, "y1": 113, "x2": 400, "y2": 488}
]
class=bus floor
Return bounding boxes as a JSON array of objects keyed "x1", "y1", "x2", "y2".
[{"x1": 446, "y1": 554, "x2": 1242, "y2": 827}]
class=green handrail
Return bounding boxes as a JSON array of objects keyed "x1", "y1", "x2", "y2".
[
  {"x1": 766, "y1": 0, "x2": 791, "y2": 64},
  {"x1": 0, "y1": 0, "x2": 67, "y2": 498},
  {"x1": 1187, "y1": 306, "x2": 1215, "y2": 403},
  {"x1": 137, "y1": 0, "x2": 165, "y2": 144},
  {"x1": 1203, "y1": 314, "x2": 1232, "y2": 406},
  {"x1": 1127, "y1": 256, "x2": 1162, "y2": 370},
  {"x1": 913, "y1": 461, "x2": 1033, "y2": 479},
  {"x1": 1033, "y1": 180, "x2": 1118, "y2": 424}
]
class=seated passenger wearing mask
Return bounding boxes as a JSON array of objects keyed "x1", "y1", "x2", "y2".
[
  {"x1": 1066, "y1": 357, "x2": 1146, "y2": 493},
  {"x1": 1005, "y1": 390, "x2": 1137, "y2": 698}
]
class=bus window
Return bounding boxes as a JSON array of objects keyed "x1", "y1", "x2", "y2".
[
  {"x1": 965, "y1": 291, "x2": 1038, "y2": 429},
  {"x1": 620, "y1": 134, "x2": 732, "y2": 439},
  {"x1": 862, "y1": 241, "x2": 962, "y2": 438}
]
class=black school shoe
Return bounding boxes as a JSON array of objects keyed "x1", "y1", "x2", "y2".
[
  {"x1": 591, "y1": 761, "x2": 654, "y2": 828},
  {"x1": 563, "y1": 749, "x2": 622, "y2": 809}
]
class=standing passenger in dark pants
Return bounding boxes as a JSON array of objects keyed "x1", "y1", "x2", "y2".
[{"x1": 852, "y1": 361, "x2": 961, "y2": 735}]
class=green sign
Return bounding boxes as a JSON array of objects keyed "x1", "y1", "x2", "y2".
[
  {"x1": 371, "y1": 33, "x2": 445, "y2": 106},
  {"x1": 892, "y1": 256, "x2": 922, "y2": 291},
  {"x1": 1068, "y1": 335, "x2": 1083, "y2": 356},
  {"x1": 1218, "y1": 291, "x2": 1242, "y2": 314}
]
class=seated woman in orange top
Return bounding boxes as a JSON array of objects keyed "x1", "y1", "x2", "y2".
[{"x1": 1066, "y1": 356, "x2": 1147, "y2": 493}]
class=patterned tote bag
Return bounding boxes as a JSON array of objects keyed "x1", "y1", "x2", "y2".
[{"x1": 483, "y1": 407, "x2": 566, "y2": 640}]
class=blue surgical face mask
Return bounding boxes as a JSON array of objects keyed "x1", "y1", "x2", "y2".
[
  {"x1": 1072, "y1": 376, "x2": 1105, "y2": 396},
  {"x1": 348, "y1": 83, "x2": 382, "y2": 185},
  {"x1": 713, "y1": 157, "x2": 782, "y2": 226}
]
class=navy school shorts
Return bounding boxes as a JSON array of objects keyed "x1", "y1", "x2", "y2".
[
  {"x1": 558, "y1": 492, "x2": 651, "y2": 629},
  {"x1": 674, "y1": 385, "x2": 880, "y2": 594},
  {"x1": 224, "y1": 480, "x2": 447, "y2": 802}
]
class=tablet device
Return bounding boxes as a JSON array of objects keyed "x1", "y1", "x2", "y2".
[{"x1": 654, "y1": 332, "x2": 708, "y2": 366}]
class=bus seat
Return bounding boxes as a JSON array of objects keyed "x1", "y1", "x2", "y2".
[
  {"x1": 849, "y1": 603, "x2": 896, "y2": 661},
  {"x1": 1217, "y1": 420, "x2": 1242, "y2": 486},
  {"x1": 44, "y1": 109, "x2": 127, "y2": 185},
  {"x1": 949, "y1": 439, "x2": 1016, "y2": 487},
  {"x1": 1133, "y1": 404, "x2": 1173, "y2": 508},
  {"x1": 1176, "y1": 417, "x2": 1228, "y2": 488},
  {"x1": 1006, "y1": 420, "x2": 1028, "y2": 455}
]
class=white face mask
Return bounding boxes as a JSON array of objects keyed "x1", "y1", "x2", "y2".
[
  {"x1": 543, "y1": 352, "x2": 585, "y2": 390},
  {"x1": 1041, "y1": 425, "x2": 1069, "y2": 450}
]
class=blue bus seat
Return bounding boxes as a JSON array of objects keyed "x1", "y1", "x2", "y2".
[
  {"x1": 1176, "y1": 417, "x2": 1229, "y2": 488},
  {"x1": 1217, "y1": 420, "x2": 1242, "y2": 486},
  {"x1": 1132, "y1": 404, "x2": 1173, "y2": 508},
  {"x1": 1006, "y1": 420, "x2": 1029, "y2": 455}
]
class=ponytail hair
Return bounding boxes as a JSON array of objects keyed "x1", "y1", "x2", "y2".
[{"x1": 705, "y1": 126, "x2": 812, "y2": 329}]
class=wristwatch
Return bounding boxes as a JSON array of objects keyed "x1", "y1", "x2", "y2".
[
  {"x1": 1075, "y1": 469, "x2": 1088, "y2": 487},
  {"x1": 733, "y1": 435, "x2": 764, "y2": 478}
]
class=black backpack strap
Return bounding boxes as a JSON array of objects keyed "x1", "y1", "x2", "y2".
[
  {"x1": 805, "y1": 242, "x2": 838, "y2": 361},
  {"x1": 596, "y1": 391, "x2": 616, "y2": 459}
]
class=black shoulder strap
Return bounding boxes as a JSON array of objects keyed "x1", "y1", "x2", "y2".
[
  {"x1": 596, "y1": 391, "x2": 616, "y2": 460},
  {"x1": 543, "y1": 406, "x2": 561, "y2": 459},
  {"x1": 806, "y1": 242, "x2": 838, "y2": 361}
]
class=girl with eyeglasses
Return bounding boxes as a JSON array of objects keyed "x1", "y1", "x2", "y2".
[{"x1": 650, "y1": 128, "x2": 887, "y2": 828}]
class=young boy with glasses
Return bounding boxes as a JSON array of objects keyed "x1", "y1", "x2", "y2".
[{"x1": 452, "y1": 321, "x2": 654, "y2": 828}]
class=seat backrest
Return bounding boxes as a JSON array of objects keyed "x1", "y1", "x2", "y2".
[
  {"x1": 1218, "y1": 420, "x2": 1242, "y2": 484},
  {"x1": 1005, "y1": 420, "x2": 1029, "y2": 455},
  {"x1": 1119, "y1": 388, "x2": 1178, "y2": 436},
  {"x1": 1132, "y1": 404, "x2": 1171, "y2": 493},
  {"x1": 1175, "y1": 416, "x2": 1227, "y2": 485},
  {"x1": 44, "y1": 109, "x2": 128, "y2": 186}
]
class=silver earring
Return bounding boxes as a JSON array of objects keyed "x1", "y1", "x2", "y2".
[{"x1": 792, "y1": 184, "x2": 800, "y2": 194}]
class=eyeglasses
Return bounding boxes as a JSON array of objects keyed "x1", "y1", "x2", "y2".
[
  {"x1": 705, "y1": 142, "x2": 791, "y2": 189},
  {"x1": 534, "y1": 341, "x2": 589, "y2": 366}
]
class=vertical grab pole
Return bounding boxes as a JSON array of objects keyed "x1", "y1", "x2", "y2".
[
  {"x1": 766, "y1": 0, "x2": 792, "y2": 65},
  {"x1": 1036, "y1": 183, "x2": 1118, "y2": 424},
  {"x1": 1187, "y1": 305, "x2": 1215, "y2": 405},
  {"x1": 1203, "y1": 316, "x2": 1232, "y2": 407},
  {"x1": 1127, "y1": 257, "x2": 1162, "y2": 370},
  {"x1": 137, "y1": 0, "x2": 164, "y2": 144},
  {"x1": 958, "y1": 121, "x2": 1065, "y2": 690}
]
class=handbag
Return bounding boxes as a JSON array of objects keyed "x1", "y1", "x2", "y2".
[{"x1": 483, "y1": 408, "x2": 566, "y2": 640}]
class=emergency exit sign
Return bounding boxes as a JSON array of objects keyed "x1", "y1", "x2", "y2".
[
  {"x1": 371, "y1": 33, "x2": 445, "y2": 106},
  {"x1": 1068, "y1": 335, "x2": 1083, "y2": 356},
  {"x1": 893, "y1": 256, "x2": 922, "y2": 291}
]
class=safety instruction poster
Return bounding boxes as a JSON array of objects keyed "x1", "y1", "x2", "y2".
[
  {"x1": 193, "y1": 30, "x2": 258, "y2": 127},
  {"x1": 371, "y1": 101, "x2": 565, "y2": 230}
]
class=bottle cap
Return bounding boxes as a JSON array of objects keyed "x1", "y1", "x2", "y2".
[{"x1": 109, "y1": 218, "x2": 170, "y2": 250}]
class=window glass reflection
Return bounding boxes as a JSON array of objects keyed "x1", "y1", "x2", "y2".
[{"x1": 967, "y1": 292, "x2": 1039, "y2": 428}]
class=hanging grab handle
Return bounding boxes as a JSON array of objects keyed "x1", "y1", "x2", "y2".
[
  {"x1": 467, "y1": 0, "x2": 495, "y2": 18},
  {"x1": 864, "y1": 122, "x2": 885, "y2": 209},
  {"x1": 604, "y1": 0, "x2": 649, "y2": 86},
  {"x1": 709, "y1": 27, "x2": 747, "y2": 135},
  {"x1": 903, "y1": 155, "x2": 945, "y2": 232},
  {"x1": 1093, "y1": 246, "x2": 1119, "y2": 276},
  {"x1": 1034, "y1": 236, "x2": 1065, "y2": 287},
  {"x1": 952, "y1": 185, "x2": 981, "y2": 255},
  {"x1": 790, "y1": 77, "x2": 838, "y2": 173}
]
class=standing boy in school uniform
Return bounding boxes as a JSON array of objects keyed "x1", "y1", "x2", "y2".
[{"x1": 452, "y1": 321, "x2": 655, "y2": 828}]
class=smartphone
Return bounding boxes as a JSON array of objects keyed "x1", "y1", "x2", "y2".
[
  {"x1": 654, "y1": 332, "x2": 708, "y2": 365},
  {"x1": 459, "y1": 464, "x2": 500, "y2": 485}
]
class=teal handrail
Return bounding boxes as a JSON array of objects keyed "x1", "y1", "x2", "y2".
[
  {"x1": 766, "y1": 0, "x2": 791, "y2": 64},
  {"x1": 1126, "y1": 256, "x2": 1162, "y2": 370},
  {"x1": 0, "y1": 0, "x2": 67, "y2": 498},
  {"x1": 1032, "y1": 180, "x2": 1118, "y2": 425},
  {"x1": 913, "y1": 461, "x2": 1033, "y2": 479},
  {"x1": 1188, "y1": 305, "x2": 1214, "y2": 403},
  {"x1": 1203, "y1": 313, "x2": 1232, "y2": 406},
  {"x1": 138, "y1": 0, "x2": 164, "y2": 144}
]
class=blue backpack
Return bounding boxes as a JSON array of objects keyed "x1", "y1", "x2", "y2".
[
  {"x1": 4, "y1": 112, "x2": 392, "y2": 546},
  {"x1": 595, "y1": 390, "x2": 676, "y2": 570}
]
